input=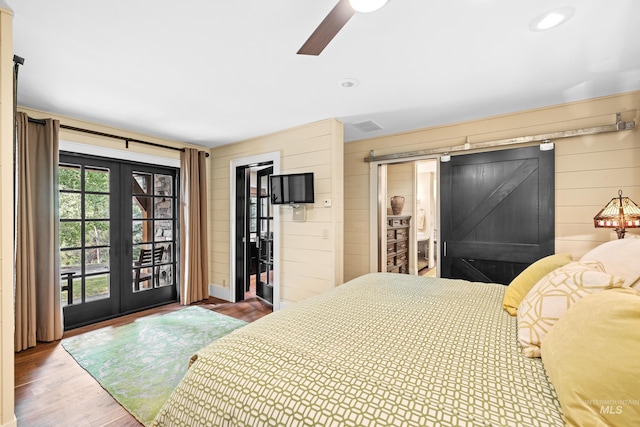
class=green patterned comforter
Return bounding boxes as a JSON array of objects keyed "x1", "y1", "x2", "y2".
[{"x1": 152, "y1": 273, "x2": 563, "y2": 426}]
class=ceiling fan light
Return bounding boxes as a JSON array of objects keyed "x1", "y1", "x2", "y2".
[
  {"x1": 349, "y1": 0, "x2": 388, "y2": 13},
  {"x1": 529, "y1": 7, "x2": 574, "y2": 31}
]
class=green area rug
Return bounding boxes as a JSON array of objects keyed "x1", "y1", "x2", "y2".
[{"x1": 62, "y1": 306, "x2": 247, "y2": 426}]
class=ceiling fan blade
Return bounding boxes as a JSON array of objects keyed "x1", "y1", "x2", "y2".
[{"x1": 297, "y1": 0, "x2": 355, "y2": 56}]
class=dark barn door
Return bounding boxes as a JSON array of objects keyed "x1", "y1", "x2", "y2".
[{"x1": 440, "y1": 146, "x2": 554, "y2": 285}]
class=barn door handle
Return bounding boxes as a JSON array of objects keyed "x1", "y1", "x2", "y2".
[{"x1": 443, "y1": 242, "x2": 447, "y2": 257}]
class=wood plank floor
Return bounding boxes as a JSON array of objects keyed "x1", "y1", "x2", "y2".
[{"x1": 14, "y1": 295, "x2": 272, "y2": 427}]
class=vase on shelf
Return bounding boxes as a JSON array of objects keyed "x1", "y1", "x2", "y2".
[{"x1": 390, "y1": 196, "x2": 405, "y2": 215}]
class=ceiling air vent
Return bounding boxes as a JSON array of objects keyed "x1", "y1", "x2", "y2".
[{"x1": 351, "y1": 119, "x2": 383, "y2": 133}]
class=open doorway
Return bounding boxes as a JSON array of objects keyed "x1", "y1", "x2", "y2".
[
  {"x1": 229, "y1": 152, "x2": 280, "y2": 311},
  {"x1": 235, "y1": 164, "x2": 273, "y2": 306},
  {"x1": 415, "y1": 161, "x2": 437, "y2": 276},
  {"x1": 376, "y1": 159, "x2": 438, "y2": 277}
]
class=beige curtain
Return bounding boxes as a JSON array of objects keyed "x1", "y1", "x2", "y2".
[
  {"x1": 15, "y1": 113, "x2": 63, "y2": 351},
  {"x1": 179, "y1": 148, "x2": 209, "y2": 305}
]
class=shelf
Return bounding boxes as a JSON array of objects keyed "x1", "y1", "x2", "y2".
[
  {"x1": 386, "y1": 215, "x2": 411, "y2": 275},
  {"x1": 386, "y1": 249, "x2": 408, "y2": 258},
  {"x1": 387, "y1": 237, "x2": 408, "y2": 243},
  {"x1": 387, "y1": 263, "x2": 408, "y2": 272}
]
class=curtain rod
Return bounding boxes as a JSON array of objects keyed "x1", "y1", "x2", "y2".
[
  {"x1": 27, "y1": 117, "x2": 210, "y2": 157},
  {"x1": 364, "y1": 113, "x2": 636, "y2": 162}
]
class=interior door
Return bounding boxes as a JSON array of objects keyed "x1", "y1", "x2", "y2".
[
  {"x1": 440, "y1": 146, "x2": 554, "y2": 285},
  {"x1": 256, "y1": 166, "x2": 274, "y2": 304},
  {"x1": 235, "y1": 166, "x2": 249, "y2": 302}
]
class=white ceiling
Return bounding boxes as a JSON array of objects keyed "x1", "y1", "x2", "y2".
[{"x1": 7, "y1": 0, "x2": 640, "y2": 148}]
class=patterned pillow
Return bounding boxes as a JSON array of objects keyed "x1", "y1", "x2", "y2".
[{"x1": 517, "y1": 261, "x2": 624, "y2": 357}]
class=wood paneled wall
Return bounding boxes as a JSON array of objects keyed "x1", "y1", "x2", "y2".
[
  {"x1": 344, "y1": 91, "x2": 640, "y2": 282},
  {"x1": 208, "y1": 119, "x2": 344, "y2": 305},
  {"x1": 0, "y1": 5, "x2": 16, "y2": 426}
]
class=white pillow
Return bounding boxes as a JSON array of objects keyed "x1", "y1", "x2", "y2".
[
  {"x1": 517, "y1": 261, "x2": 624, "y2": 357},
  {"x1": 580, "y1": 238, "x2": 640, "y2": 289}
]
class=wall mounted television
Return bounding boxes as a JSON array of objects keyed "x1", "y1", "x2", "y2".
[{"x1": 269, "y1": 172, "x2": 315, "y2": 205}]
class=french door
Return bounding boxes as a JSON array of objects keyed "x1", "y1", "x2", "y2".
[
  {"x1": 59, "y1": 153, "x2": 178, "y2": 329},
  {"x1": 255, "y1": 166, "x2": 274, "y2": 304}
]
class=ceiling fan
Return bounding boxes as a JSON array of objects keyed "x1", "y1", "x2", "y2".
[{"x1": 297, "y1": 0, "x2": 389, "y2": 56}]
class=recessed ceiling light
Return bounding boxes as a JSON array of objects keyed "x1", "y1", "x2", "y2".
[
  {"x1": 349, "y1": 0, "x2": 388, "y2": 13},
  {"x1": 529, "y1": 7, "x2": 574, "y2": 31},
  {"x1": 338, "y1": 78, "x2": 359, "y2": 88}
]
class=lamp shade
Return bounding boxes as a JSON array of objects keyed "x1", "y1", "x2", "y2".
[
  {"x1": 593, "y1": 190, "x2": 640, "y2": 239},
  {"x1": 349, "y1": 0, "x2": 388, "y2": 13}
]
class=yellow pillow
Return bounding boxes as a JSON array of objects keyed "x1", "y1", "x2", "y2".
[
  {"x1": 502, "y1": 253, "x2": 573, "y2": 315},
  {"x1": 517, "y1": 261, "x2": 624, "y2": 357},
  {"x1": 541, "y1": 288, "x2": 640, "y2": 427}
]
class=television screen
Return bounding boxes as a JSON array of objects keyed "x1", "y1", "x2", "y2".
[{"x1": 269, "y1": 173, "x2": 314, "y2": 205}]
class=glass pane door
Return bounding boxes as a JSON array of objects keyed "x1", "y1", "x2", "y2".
[
  {"x1": 256, "y1": 166, "x2": 273, "y2": 304},
  {"x1": 59, "y1": 156, "x2": 118, "y2": 328},
  {"x1": 123, "y1": 165, "x2": 178, "y2": 312},
  {"x1": 131, "y1": 172, "x2": 174, "y2": 291},
  {"x1": 59, "y1": 154, "x2": 178, "y2": 329}
]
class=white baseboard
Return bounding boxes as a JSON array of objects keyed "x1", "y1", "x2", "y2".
[
  {"x1": 208, "y1": 284, "x2": 230, "y2": 301},
  {"x1": 278, "y1": 300, "x2": 292, "y2": 310},
  {"x1": 2, "y1": 415, "x2": 17, "y2": 427},
  {"x1": 208, "y1": 283, "x2": 289, "y2": 311}
]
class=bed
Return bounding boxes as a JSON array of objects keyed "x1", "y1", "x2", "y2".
[{"x1": 152, "y1": 273, "x2": 565, "y2": 426}]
